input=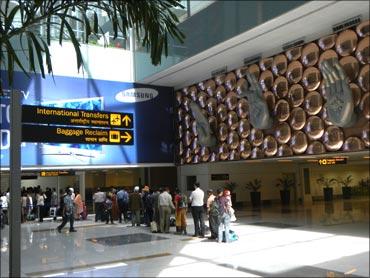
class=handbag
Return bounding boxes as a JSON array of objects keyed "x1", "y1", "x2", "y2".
[{"x1": 229, "y1": 207, "x2": 237, "y2": 222}]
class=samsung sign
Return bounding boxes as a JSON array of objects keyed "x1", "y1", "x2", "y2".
[
  {"x1": 1, "y1": 71, "x2": 175, "y2": 167},
  {"x1": 116, "y1": 88, "x2": 158, "y2": 103}
]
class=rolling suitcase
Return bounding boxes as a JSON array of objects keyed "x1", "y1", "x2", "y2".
[{"x1": 150, "y1": 221, "x2": 158, "y2": 233}]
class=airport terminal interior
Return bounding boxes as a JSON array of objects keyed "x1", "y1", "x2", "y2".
[{"x1": 1, "y1": 1, "x2": 369, "y2": 277}]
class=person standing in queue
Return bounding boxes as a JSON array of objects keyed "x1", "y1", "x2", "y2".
[
  {"x1": 189, "y1": 182, "x2": 206, "y2": 238},
  {"x1": 57, "y1": 188, "x2": 77, "y2": 233},
  {"x1": 93, "y1": 188, "x2": 106, "y2": 222},
  {"x1": 129, "y1": 186, "x2": 143, "y2": 226},
  {"x1": 158, "y1": 186, "x2": 175, "y2": 233}
]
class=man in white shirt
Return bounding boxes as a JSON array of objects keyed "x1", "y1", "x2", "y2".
[{"x1": 189, "y1": 182, "x2": 205, "y2": 238}]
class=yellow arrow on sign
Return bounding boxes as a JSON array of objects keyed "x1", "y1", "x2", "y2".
[
  {"x1": 122, "y1": 115, "x2": 132, "y2": 126},
  {"x1": 121, "y1": 131, "x2": 132, "y2": 143}
]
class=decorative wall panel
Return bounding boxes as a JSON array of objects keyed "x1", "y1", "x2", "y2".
[{"x1": 176, "y1": 20, "x2": 370, "y2": 165}]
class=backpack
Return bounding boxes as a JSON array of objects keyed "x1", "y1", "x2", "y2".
[
  {"x1": 209, "y1": 198, "x2": 221, "y2": 217},
  {"x1": 178, "y1": 194, "x2": 187, "y2": 208}
]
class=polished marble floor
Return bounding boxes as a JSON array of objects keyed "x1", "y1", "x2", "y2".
[{"x1": 1, "y1": 198, "x2": 369, "y2": 277}]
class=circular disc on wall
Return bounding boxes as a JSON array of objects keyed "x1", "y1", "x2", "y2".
[
  {"x1": 274, "y1": 99, "x2": 290, "y2": 122},
  {"x1": 183, "y1": 97, "x2": 191, "y2": 112},
  {"x1": 290, "y1": 107, "x2": 307, "y2": 131},
  {"x1": 251, "y1": 147, "x2": 264, "y2": 159},
  {"x1": 225, "y1": 91, "x2": 238, "y2": 111},
  {"x1": 218, "y1": 123, "x2": 228, "y2": 142},
  {"x1": 215, "y1": 86, "x2": 226, "y2": 103},
  {"x1": 175, "y1": 91, "x2": 182, "y2": 106},
  {"x1": 235, "y1": 66, "x2": 248, "y2": 79},
  {"x1": 236, "y1": 78, "x2": 248, "y2": 95},
  {"x1": 342, "y1": 137, "x2": 365, "y2": 152},
  {"x1": 192, "y1": 154, "x2": 200, "y2": 164},
  {"x1": 288, "y1": 84, "x2": 305, "y2": 107},
  {"x1": 273, "y1": 76, "x2": 289, "y2": 98},
  {"x1": 277, "y1": 144, "x2": 293, "y2": 157},
  {"x1": 227, "y1": 131, "x2": 240, "y2": 150},
  {"x1": 191, "y1": 120, "x2": 198, "y2": 136},
  {"x1": 306, "y1": 141, "x2": 326, "y2": 155},
  {"x1": 200, "y1": 146, "x2": 210, "y2": 162},
  {"x1": 264, "y1": 91, "x2": 276, "y2": 112},
  {"x1": 259, "y1": 57, "x2": 273, "y2": 71},
  {"x1": 248, "y1": 64, "x2": 260, "y2": 80},
  {"x1": 360, "y1": 92, "x2": 370, "y2": 119},
  {"x1": 358, "y1": 64, "x2": 370, "y2": 92},
  {"x1": 208, "y1": 116, "x2": 218, "y2": 132},
  {"x1": 339, "y1": 56, "x2": 360, "y2": 82},
  {"x1": 217, "y1": 103, "x2": 228, "y2": 122},
  {"x1": 237, "y1": 98, "x2": 249, "y2": 119},
  {"x1": 191, "y1": 137, "x2": 200, "y2": 154},
  {"x1": 215, "y1": 74, "x2": 226, "y2": 86},
  {"x1": 301, "y1": 42, "x2": 320, "y2": 67},
  {"x1": 356, "y1": 36, "x2": 370, "y2": 65},
  {"x1": 259, "y1": 70, "x2": 274, "y2": 92},
  {"x1": 229, "y1": 149, "x2": 241, "y2": 161},
  {"x1": 178, "y1": 141, "x2": 184, "y2": 156},
  {"x1": 335, "y1": 29, "x2": 358, "y2": 56},
  {"x1": 184, "y1": 148, "x2": 192, "y2": 163},
  {"x1": 350, "y1": 83, "x2": 362, "y2": 106},
  {"x1": 205, "y1": 79, "x2": 216, "y2": 96},
  {"x1": 302, "y1": 67, "x2": 321, "y2": 91},
  {"x1": 285, "y1": 46, "x2": 302, "y2": 61},
  {"x1": 322, "y1": 126, "x2": 344, "y2": 151},
  {"x1": 274, "y1": 122, "x2": 292, "y2": 144},
  {"x1": 356, "y1": 20, "x2": 370, "y2": 37},
  {"x1": 286, "y1": 60, "x2": 303, "y2": 84},
  {"x1": 238, "y1": 119, "x2": 251, "y2": 139},
  {"x1": 209, "y1": 152, "x2": 218, "y2": 162},
  {"x1": 206, "y1": 97, "x2": 217, "y2": 115},
  {"x1": 304, "y1": 91, "x2": 323, "y2": 115},
  {"x1": 250, "y1": 128, "x2": 264, "y2": 147},
  {"x1": 177, "y1": 124, "x2": 183, "y2": 139},
  {"x1": 183, "y1": 130, "x2": 193, "y2": 147},
  {"x1": 320, "y1": 106, "x2": 334, "y2": 126},
  {"x1": 184, "y1": 113, "x2": 192, "y2": 129},
  {"x1": 305, "y1": 116, "x2": 325, "y2": 140},
  {"x1": 272, "y1": 54, "x2": 288, "y2": 76},
  {"x1": 182, "y1": 87, "x2": 190, "y2": 96},
  {"x1": 189, "y1": 86, "x2": 198, "y2": 101},
  {"x1": 197, "y1": 91, "x2": 208, "y2": 108},
  {"x1": 362, "y1": 126, "x2": 370, "y2": 147},
  {"x1": 239, "y1": 139, "x2": 252, "y2": 159},
  {"x1": 290, "y1": 130, "x2": 308, "y2": 154},
  {"x1": 227, "y1": 111, "x2": 239, "y2": 130},
  {"x1": 225, "y1": 72, "x2": 237, "y2": 91},
  {"x1": 218, "y1": 143, "x2": 229, "y2": 160},
  {"x1": 318, "y1": 49, "x2": 338, "y2": 67},
  {"x1": 263, "y1": 135, "x2": 278, "y2": 157},
  {"x1": 197, "y1": 81, "x2": 206, "y2": 91},
  {"x1": 318, "y1": 34, "x2": 337, "y2": 51}
]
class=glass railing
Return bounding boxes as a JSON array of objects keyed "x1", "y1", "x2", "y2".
[{"x1": 134, "y1": 0, "x2": 307, "y2": 82}]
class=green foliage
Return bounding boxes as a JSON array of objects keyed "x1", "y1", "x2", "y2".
[
  {"x1": 358, "y1": 177, "x2": 370, "y2": 188},
  {"x1": 245, "y1": 179, "x2": 262, "y2": 192},
  {"x1": 0, "y1": 0, "x2": 185, "y2": 89},
  {"x1": 338, "y1": 175, "x2": 353, "y2": 188},
  {"x1": 224, "y1": 181, "x2": 237, "y2": 192},
  {"x1": 276, "y1": 175, "x2": 295, "y2": 191},
  {"x1": 316, "y1": 175, "x2": 337, "y2": 188}
]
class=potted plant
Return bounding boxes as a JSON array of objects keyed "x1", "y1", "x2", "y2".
[
  {"x1": 224, "y1": 181, "x2": 237, "y2": 206},
  {"x1": 276, "y1": 175, "x2": 295, "y2": 205},
  {"x1": 245, "y1": 179, "x2": 262, "y2": 207},
  {"x1": 339, "y1": 175, "x2": 353, "y2": 199},
  {"x1": 316, "y1": 175, "x2": 337, "y2": 202}
]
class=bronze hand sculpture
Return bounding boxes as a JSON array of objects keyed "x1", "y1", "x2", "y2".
[
  {"x1": 189, "y1": 101, "x2": 217, "y2": 149},
  {"x1": 320, "y1": 59, "x2": 357, "y2": 128},
  {"x1": 238, "y1": 72, "x2": 273, "y2": 129}
]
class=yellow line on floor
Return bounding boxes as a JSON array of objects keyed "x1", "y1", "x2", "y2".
[{"x1": 26, "y1": 252, "x2": 172, "y2": 277}]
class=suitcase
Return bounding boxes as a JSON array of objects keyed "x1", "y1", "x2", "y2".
[
  {"x1": 150, "y1": 221, "x2": 158, "y2": 233},
  {"x1": 170, "y1": 216, "x2": 176, "y2": 227}
]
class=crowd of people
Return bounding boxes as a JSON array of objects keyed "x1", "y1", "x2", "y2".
[
  {"x1": 90, "y1": 182, "x2": 236, "y2": 243},
  {"x1": 1, "y1": 183, "x2": 236, "y2": 243}
]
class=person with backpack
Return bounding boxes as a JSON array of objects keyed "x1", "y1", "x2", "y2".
[
  {"x1": 104, "y1": 194, "x2": 114, "y2": 224},
  {"x1": 174, "y1": 188, "x2": 188, "y2": 235},
  {"x1": 117, "y1": 187, "x2": 129, "y2": 223},
  {"x1": 217, "y1": 189, "x2": 232, "y2": 243}
]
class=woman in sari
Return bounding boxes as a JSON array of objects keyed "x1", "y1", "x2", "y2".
[{"x1": 74, "y1": 190, "x2": 83, "y2": 220}]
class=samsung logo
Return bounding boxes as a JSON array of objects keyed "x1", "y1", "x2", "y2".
[{"x1": 115, "y1": 88, "x2": 158, "y2": 103}]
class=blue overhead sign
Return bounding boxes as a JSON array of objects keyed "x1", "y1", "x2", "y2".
[{"x1": 0, "y1": 71, "x2": 174, "y2": 167}]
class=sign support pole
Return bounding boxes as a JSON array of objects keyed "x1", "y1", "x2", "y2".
[{"x1": 9, "y1": 90, "x2": 22, "y2": 277}]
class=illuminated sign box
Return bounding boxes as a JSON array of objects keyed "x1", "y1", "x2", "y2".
[
  {"x1": 22, "y1": 105, "x2": 133, "y2": 129},
  {"x1": 318, "y1": 158, "x2": 347, "y2": 165},
  {"x1": 40, "y1": 171, "x2": 75, "y2": 177},
  {"x1": 22, "y1": 124, "x2": 134, "y2": 145}
]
